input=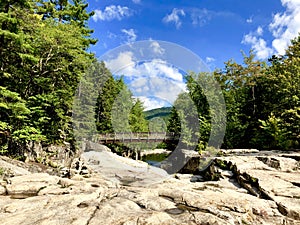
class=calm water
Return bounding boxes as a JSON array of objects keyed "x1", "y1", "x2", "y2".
[{"x1": 142, "y1": 153, "x2": 169, "y2": 167}]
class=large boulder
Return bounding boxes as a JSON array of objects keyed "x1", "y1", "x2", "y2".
[{"x1": 5, "y1": 173, "x2": 59, "y2": 199}]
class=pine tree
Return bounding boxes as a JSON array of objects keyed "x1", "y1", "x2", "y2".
[
  {"x1": 0, "y1": 0, "x2": 97, "y2": 153},
  {"x1": 129, "y1": 99, "x2": 148, "y2": 132}
]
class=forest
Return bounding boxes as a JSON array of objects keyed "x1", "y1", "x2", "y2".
[{"x1": 0, "y1": 0, "x2": 299, "y2": 159}]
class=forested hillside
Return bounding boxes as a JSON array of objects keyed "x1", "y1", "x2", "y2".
[{"x1": 144, "y1": 107, "x2": 172, "y2": 121}]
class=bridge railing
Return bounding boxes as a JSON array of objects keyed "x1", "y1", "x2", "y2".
[{"x1": 96, "y1": 132, "x2": 179, "y2": 143}]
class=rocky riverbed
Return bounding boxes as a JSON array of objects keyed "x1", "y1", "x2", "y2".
[{"x1": 0, "y1": 146, "x2": 299, "y2": 225}]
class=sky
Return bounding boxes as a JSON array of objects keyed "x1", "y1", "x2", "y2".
[{"x1": 87, "y1": 0, "x2": 300, "y2": 110}]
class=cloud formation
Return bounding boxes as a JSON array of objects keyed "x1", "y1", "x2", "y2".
[
  {"x1": 242, "y1": 26, "x2": 274, "y2": 59},
  {"x1": 150, "y1": 41, "x2": 165, "y2": 55},
  {"x1": 190, "y1": 8, "x2": 237, "y2": 27},
  {"x1": 242, "y1": 33, "x2": 274, "y2": 59},
  {"x1": 269, "y1": 0, "x2": 300, "y2": 55},
  {"x1": 132, "y1": 0, "x2": 141, "y2": 4},
  {"x1": 191, "y1": 8, "x2": 213, "y2": 26},
  {"x1": 121, "y1": 29, "x2": 137, "y2": 43},
  {"x1": 92, "y1": 5, "x2": 133, "y2": 21},
  {"x1": 242, "y1": 0, "x2": 300, "y2": 59},
  {"x1": 205, "y1": 57, "x2": 215, "y2": 63},
  {"x1": 246, "y1": 16, "x2": 253, "y2": 24},
  {"x1": 105, "y1": 51, "x2": 135, "y2": 74},
  {"x1": 162, "y1": 8, "x2": 185, "y2": 29},
  {"x1": 136, "y1": 96, "x2": 170, "y2": 111},
  {"x1": 104, "y1": 51, "x2": 186, "y2": 110}
]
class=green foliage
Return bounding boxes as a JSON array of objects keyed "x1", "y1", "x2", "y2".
[
  {"x1": 254, "y1": 36, "x2": 300, "y2": 149},
  {"x1": 167, "y1": 71, "x2": 225, "y2": 152},
  {"x1": 144, "y1": 107, "x2": 171, "y2": 133},
  {"x1": 259, "y1": 113, "x2": 289, "y2": 149},
  {"x1": 73, "y1": 61, "x2": 111, "y2": 141},
  {"x1": 95, "y1": 70, "x2": 149, "y2": 135},
  {"x1": 96, "y1": 76, "x2": 129, "y2": 133},
  {"x1": 0, "y1": 167, "x2": 4, "y2": 176},
  {"x1": 214, "y1": 51, "x2": 268, "y2": 148},
  {"x1": 0, "y1": 0, "x2": 96, "y2": 154},
  {"x1": 148, "y1": 117, "x2": 167, "y2": 133},
  {"x1": 0, "y1": 86, "x2": 45, "y2": 154},
  {"x1": 167, "y1": 92, "x2": 201, "y2": 151},
  {"x1": 167, "y1": 106, "x2": 181, "y2": 135},
  {"x1": 129, "y1": 99, "x2": 149, "y2": 132},
  {"x1": 167, "y1": 39, "x2": 300, "y2": 151},
  {"x1": 1, "y1": 0, "x2": 299, "y2": 157},
  {"x1": 214, "y1": 37, "x2": 300, "y2": 150}
]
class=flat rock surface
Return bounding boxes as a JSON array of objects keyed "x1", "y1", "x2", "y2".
[
  {"x1": 81, "y1": 150, "x2": 170, "y2": 186},
  {"x1": 0, "y1": 148, "x2": 299, "y2": 225}
]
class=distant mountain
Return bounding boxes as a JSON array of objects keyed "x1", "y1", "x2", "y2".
[{"x1": 144, "y1": 107, "x2": 172, "y2": 121}]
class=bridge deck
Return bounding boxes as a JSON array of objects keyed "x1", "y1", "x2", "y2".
[{"x1": 96, "y1": 132, "x2": 179, "y2": 143}]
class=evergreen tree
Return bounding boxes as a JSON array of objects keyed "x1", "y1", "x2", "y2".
[
  {"x1": 129, "y1": 99, "x2": 149, "y2": 133},
  {"x1": 0, "y1": 0, "x2": 45, "y2": 154},
  {"x1": 167, "y1": 92, "x2": 200, "y2": 151},
  {"x1": 0, "y1": 0, "x2": 96, "y2": 154},
  {"x1": 95, "y1": 74, "x2": 126, "y2": 134}
]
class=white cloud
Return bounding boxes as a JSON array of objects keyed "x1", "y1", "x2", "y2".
[
  {"x1": 130, "y1": 76, "x2": 185, "y2": 109},
  {"x1": 92, "y1": 5, "x2": 133, "y2": 22},
  {"x1": 242, "y1": 27, "x2": 271, "y2": 59},
  {"x1": 105, "y1": 53, "x2": 183, "y2": 82},
  {"x1": 141, "y1": 59, "x2": 183, "y2": 82},
  {"x1": 269, "y1": 0, "x2": 300, "y2": 55},
  {"x1": 242, "y1": 34, "x2": 274, "y2": 59},
  {"x1": 105, "y1": 51, "x2": 136, "y2": 73},
  {"x1": 132, "y1": 0, "x2": 141, "y2": 4},
  {"x1": 205, "y1": 57, "x2": 216, "y2": 70},
  {"x1": 136, "y1": 96, "x2": 170, "y2": 111},
  {"x1": 125, "y1": 62, "x2": 186, "y2": 108},
  {"x1": 121, "y1": 28, "x2": 137, "y2": 43},
  {"x1": 242, "y1": 0, "x2": 300, "y2": 58},
  {"x1": 246, "y1": 16, "x2": 253, "y2": 23},
  {"x1": 256, "y1": 26, "x2": 263, "y2": 36},
  {"x1": 191, "y1": 8, "x2": 212, "y2": 26},
  {"x1": 191, "y1": 8, "x2": 237, "y2": 27},
  {"x1": 162, "y1": 8, "x2": 185, "y2": 29},
  {"x1": 107, "y1": 31, "x2": 117, "y2": 39},
  {"x1": 205, "y1": 57, "x2": 215, "y2": 63},
  {"x1": 150, "y1": 41, "x2": 165, "y2": 55},
  {"x1": 104, "y1": 52, "x2": 187, "y2": 109}
]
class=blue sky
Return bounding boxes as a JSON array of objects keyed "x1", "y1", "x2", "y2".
[{"x1": 87, "y1": 0, "x2": 300, "y2": 110}]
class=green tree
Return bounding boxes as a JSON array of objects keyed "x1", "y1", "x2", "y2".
[
  {"x1": 0, "y1": 0, "x2": 96, "y2": 154},
  {"x1": 0, "y1": 86, "x2": 45, "y2": 155},
  {"x1": 166, "y1": 106, "x2": 181, "y2": 150},
  {"x1": 110, "y1": 82, "x2": 133, "y2": 133},
  {"x1": 95, "y1": 74, "x2": 126, "y2": 134},
  {"x1": 73, "y1": 60, "x2": 111, "y2": 140},
  {"x1": 214, "y1": 52, "x2": 267, "y2": 148},
  {"x1": 0, "y1": 0, "x2": 45, "y2": 154},
  {"x1": 24, "y1": 0, "x2": 95, "y2": 142},
  {"x1": 256, "y1": 35, "x2": 300, "y2": 149},
  {"x1": 129, "y1": 99, "x2": 148, "y2": 132},
  {"x1": 167, "y1": 92, "x2": 200, "y2": 151}
]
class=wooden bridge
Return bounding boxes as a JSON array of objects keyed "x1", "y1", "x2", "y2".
[{"x1": 95, "y1": 132, "x2": 179, "y2": 144}]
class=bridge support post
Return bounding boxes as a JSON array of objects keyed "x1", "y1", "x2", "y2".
[{"x1": 135, "y1": 149, "x2": 138, "y2": 160}]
